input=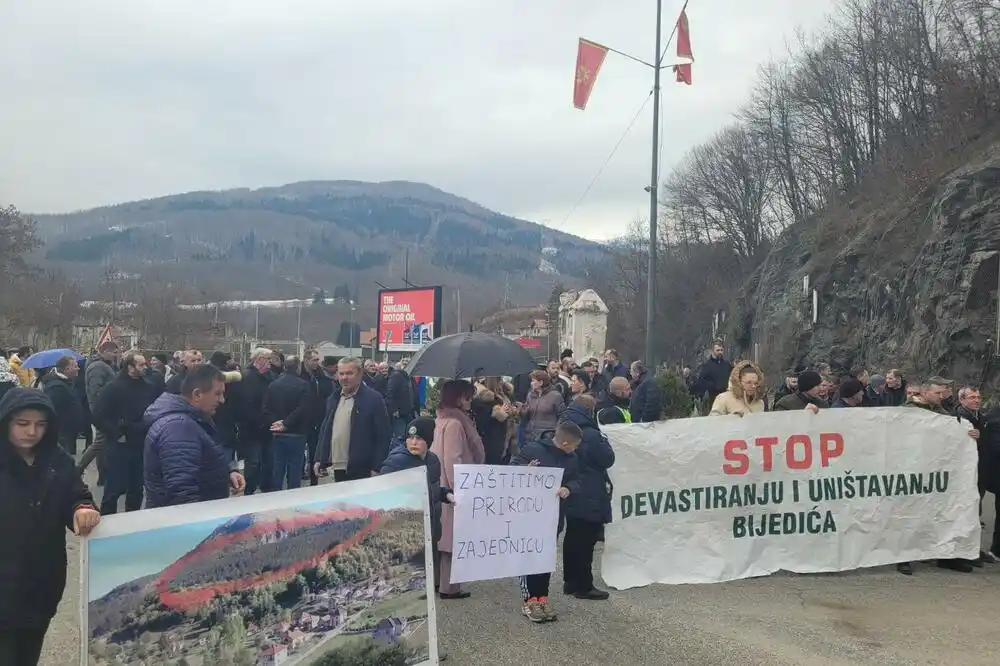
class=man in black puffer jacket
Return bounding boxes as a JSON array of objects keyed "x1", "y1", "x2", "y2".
[{"x1": 560, "y1": 396, "x2": 615, "y2": 600}]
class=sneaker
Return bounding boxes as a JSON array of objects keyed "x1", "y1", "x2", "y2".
[
  {"x1": 896, "y1": 562, "x2": 913, "y2": 576},
  {"x1": 522, "y1": 598, "x2": 546, "y2": 623},
  {"x1": 538, "y1": 597, "x2": 557, "y2": 622},
  {"x1": 984, "y1": 551, "x2": 1000, "y2": 564}
]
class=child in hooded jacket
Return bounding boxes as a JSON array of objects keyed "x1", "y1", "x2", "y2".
[
  {"x1": 510, "y1": 420, "x2": 582, "y2": 623},
  {"x1": 0, "y1": 388, "x2": 101, "y2": 666},
  {"x1": 380, "y1": 416, "x2": 455, "y2": 592}
]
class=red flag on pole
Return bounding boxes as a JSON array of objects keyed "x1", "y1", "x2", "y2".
[
  {"x1": 673, "y1": 9, "x2": 694, "y2": 85},
  {"x1": 573, "y1": 38, "x2": 610, "y2": 110}
]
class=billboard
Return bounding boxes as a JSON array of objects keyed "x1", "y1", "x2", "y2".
[
  {"x1": 82, "y1": 468, "x2": 439, "y2": 666},
  {"x1": 377, "y1": 287, "x2": 443, "y2": 353}
]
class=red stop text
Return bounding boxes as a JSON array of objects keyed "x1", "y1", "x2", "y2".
[{"x1": 722, "y1": 433, "x2": 844, "y2": 475}]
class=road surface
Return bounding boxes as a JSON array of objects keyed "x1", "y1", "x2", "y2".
[{"x1": 45, "y1": 470, "x2": 999, "y2": 666}]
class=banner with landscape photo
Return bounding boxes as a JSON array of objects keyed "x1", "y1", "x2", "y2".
[{"x1": 81, "y1": 467, "x2": 438, "y2": 666}]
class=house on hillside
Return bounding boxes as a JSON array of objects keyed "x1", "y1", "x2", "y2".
[
  {"x1": 259, "y1": 643, "x2": 288, "y2": 665},
  {"x1": 373, "y1": 616, "x2": 408, "y2": 645}
]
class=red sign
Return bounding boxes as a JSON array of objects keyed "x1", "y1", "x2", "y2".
[
  {"x1": 516, "y1": 337, "x2": 542, "y2": 349},
  {"x1": 377, "y1": 287, "x2": 442, "y2": 353}
]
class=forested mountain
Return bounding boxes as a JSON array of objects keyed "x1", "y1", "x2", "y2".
[{"x1": 32, "y1": 180, "x2": 607, "y2": 312}]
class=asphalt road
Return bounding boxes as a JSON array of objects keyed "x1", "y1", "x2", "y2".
[{"x1": 44, "y1": 469, "x2": 1000, "y2": 666}]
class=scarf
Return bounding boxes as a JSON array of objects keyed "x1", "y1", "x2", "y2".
[
  {"x1": 0, "y1": 358, "x2": 17, "y2": 385},
  {"x1": 435, "y1": 406, "x2": 485, "y2": 459}
]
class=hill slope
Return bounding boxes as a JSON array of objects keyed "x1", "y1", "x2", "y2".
[
  {"x1": 33, "y1": 180, "x2": 606, "y2": 318},
  {"x1": 730, "y1": 142, "x2": 1000, "y2": 388}
]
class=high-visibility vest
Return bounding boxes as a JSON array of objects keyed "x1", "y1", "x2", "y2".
[{"x1": 598, "y1": 406, "x2": 631, "y2": 425}]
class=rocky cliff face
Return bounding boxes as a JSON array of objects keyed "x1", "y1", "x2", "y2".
[{"x1": 734, "y1": 146, "x2": 1000, "y2": 389}]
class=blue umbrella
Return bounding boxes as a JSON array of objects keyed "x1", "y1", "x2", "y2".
[{"x1": 22, "y1": 348, "x2": 85, "y2": 369}]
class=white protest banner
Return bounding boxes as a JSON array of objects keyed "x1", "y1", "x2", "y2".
[
  {"x1": 82, "y1": 468, "x2": 439, "y2": 666},
  {"x1": 449, "y1": 464, "x2": 564, "y2": 584},
  {"x1": 601, "y1": 408, "x2": 980, "y2": 589}
]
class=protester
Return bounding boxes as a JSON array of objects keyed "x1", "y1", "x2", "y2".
[
  {"x1": 510, "y1": 420, "x2": 582, "y2": 622},
  {"x1": 79, "y1": 341, "x2": 120, "y2": 482},
  {"x1": 955, "y1": 386, "x2": 998, "y2": 565},
  {"x1": 432, "y1": 380, "x2": 485, "y2": 600},
  {"x1": 569, "y1": 368, "x2": 591, "y2": 398},
  {"x1": 471, "y1": 377, "x2": 516, "y2": 465},
  {"x1": 710, "y1": 361, "x2": 765, "y2": 416},
  {"x1": 832, "y1": 378, "x2": 865, "y2": 408},
  {"x1": 883, "y1": 369, "x2": 907, "y2": 406},
  {"x1": 596, "y1": 376, "x2": 632, "y2": 425},
  {"x1": 380, "y1": 416, "x2": 455, "y2": 592},
  {"x1": 898, "y1": 376, "x2": 977, "y2": 575},
  {"x1": 264, "y1": 356, "x2": 312, "y2": 491},
  {"x1": 314, "y1": 357, "x2": 392, "y2": 482},
  {"x1": 143, "y1": 364, "x2": 246, "y2": 507},
  {"x1": 8, "y1": 346, "x2": 33, "y2": 387},
  {"x1": 560, "y1": 395, "x2": 614, "y2": 600},
  {"x1": 39, "y1": 356, "x2": 85, "y2": 455},
  {"x1": 522, "y1": 370, "x2": 563, "y2": 441},
  {"x1": 387, "y1": 360, "x2": 419, "y2": 439},
  {"x1": 0, "y1": 388, "x2": 100, "y2": 666},
  {"x1": 628, "y1": 360, "x2": 663, "y2": 422},
  {"x1": 238, "y1": 348, "x2": 275, "y2": 494},
  {"x1": 773, "y1": 371, "x2": 826, "y2": 412},
  {"x1": 208, "y1": 351, "x2": 240, "y2": 455},
  {"x1": 92, "y1": 352, "x2": 156, "y2": 514},
  {"x1": 693, "y1": 340, "x2": 733, "y2": 411},
  {"x1": 0, "y1": 357, "x2": 18, "y2": 404},
  {"x1": 164, "y1": 349, "x2": 203, "y2": 394},
  {"x1": 866, "y1": 374, "x2": 886, "y2": 407},
  {"x1": 300, "y1": 349, "x2": 335, "y2": 485}
]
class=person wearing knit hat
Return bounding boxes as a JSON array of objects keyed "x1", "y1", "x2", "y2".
[
  {"x1": 773, "y1": 370, "x2": 827, "y2": 412},
  {"x1": 832, "y1": 378, "x2": 865, "y2": 407},
  {"x1": 379, "y1": 415, "x2": 455, "y2": 600}
]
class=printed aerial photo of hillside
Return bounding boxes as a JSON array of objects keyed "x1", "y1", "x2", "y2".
[{"x1": 85, "y1": 486, "x2": 433, "y2": 666}]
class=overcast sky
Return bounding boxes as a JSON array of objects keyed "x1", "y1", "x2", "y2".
[{"x1": 0, "y1": 0, "x2": 835, "y2": 241}]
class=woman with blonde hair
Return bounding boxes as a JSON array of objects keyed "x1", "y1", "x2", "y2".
[{"x1": 710, "y1": 360, "x2": 766, "y2": 417}]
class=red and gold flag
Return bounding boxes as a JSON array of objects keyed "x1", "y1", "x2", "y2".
[
  {"x1": 672, "y1": 9, "x2": 694, "y2": 85},
  {"x1": 573, "y1": 38, "x2": 609, "y2": 110}
]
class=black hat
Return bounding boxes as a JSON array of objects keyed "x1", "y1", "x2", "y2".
[
  {"x1": 797, "y1": 370, "x2": 822, "y2": 393},
  {"x1": 406, "y1": 416, "x2": 435, "y2": 447},
  {"x1": 838, "y1": 378, "x2": 864, "y2": 399}
]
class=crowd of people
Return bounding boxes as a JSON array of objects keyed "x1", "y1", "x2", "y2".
[{"x1": 0, "y1": 337, "x2": 996, "y2": 663}]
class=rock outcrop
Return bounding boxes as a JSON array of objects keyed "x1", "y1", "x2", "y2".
[{"x1": 733, "y1": 146, "x2": 1000, "y2": 389}]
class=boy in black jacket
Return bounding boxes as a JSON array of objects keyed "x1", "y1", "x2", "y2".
[
  {"x1": 379, "y1": 417, "x2": 455, "y2": 590},
  {"x1": 0, "y1": 388, "x2": 100, "y2": 666},
  {"x1": 510, "y1": 420, "x2": 582, "y2": 623}
]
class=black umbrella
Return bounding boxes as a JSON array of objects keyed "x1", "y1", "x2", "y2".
[{"x1": 405, "y1": 332, "x2": 536, "y2": 379}]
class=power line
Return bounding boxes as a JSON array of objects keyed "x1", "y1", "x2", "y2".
[{"x1": 554, "y1": 90, "x2": 653, "y2": 232}]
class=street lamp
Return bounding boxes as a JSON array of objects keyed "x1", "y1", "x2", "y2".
[{"x1": 349, "y1": 299, "x2": 356, "y2": 357}]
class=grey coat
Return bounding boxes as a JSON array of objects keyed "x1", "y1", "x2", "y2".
[{"x1": 85, "y1": 357, "x2": 116, "y2": 408}]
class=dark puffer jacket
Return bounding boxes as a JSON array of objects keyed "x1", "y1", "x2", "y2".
[
  {"x1": 0, "y1": 389, "x2": 96, "y2": 629},
  {"x1": 560, "y1": 403, "x2": 615, "y2": 524},
  {"x1": 380, "y1": 447, "x2": 452, "y2": 542},
  {"x1": 143, "y1": 393, "x2": 235, "y2": 508}
]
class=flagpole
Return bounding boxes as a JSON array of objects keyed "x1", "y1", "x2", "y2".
[{"x1": 645, "y1": 0, "x2": 664, "y2": 367}]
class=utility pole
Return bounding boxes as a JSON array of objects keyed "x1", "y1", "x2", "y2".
[
  {"x1": 456, "y1": 288, "x2": 462, "y2": 333},
  {"x1": 644, "y1": 0, "x2": 664, "y2": 367},
  {"x1": 254, "y1": 306, "x2": 260, "y2": 341},
  {"x1": 296, "y1": 304, "x2": 302, "y2": 344}
]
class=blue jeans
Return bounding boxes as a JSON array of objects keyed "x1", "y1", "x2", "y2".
[
  {"x1": 271, "y1": 433, "x2": 306, "y2": 491},
  {"x1": 517, "y1": 421, "x2": 526, "y2": 449}
]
